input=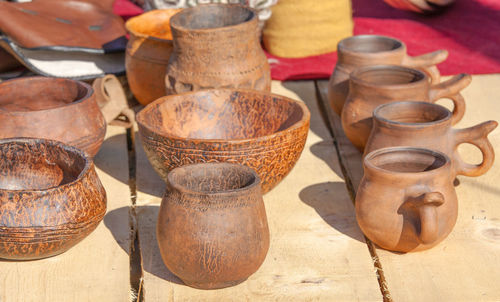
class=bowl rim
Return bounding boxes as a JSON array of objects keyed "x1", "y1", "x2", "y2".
[
  {"x1": 0, "y1": 137, "x2": 92, "y2": 193},
  {"x1": 136, "y1": 88, "x2": 311, "y2": 145}
]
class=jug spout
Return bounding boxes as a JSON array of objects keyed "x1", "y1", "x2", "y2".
[{"x1": 407, "y1": 192, "x2": 445, "y2": 245}]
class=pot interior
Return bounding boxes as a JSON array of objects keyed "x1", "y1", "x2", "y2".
[
  {"x1": 0, "y1": 77, "x2": 88, "y2": 112},
  {"x1": 0, "y1": 140, "x2": 87, "y2": 190},
  {"x1": 142, "y1": 90, "x2": 305, "y2": 140},
  {"x1": 356, "y1": 67, "x2": 425, "y2": 86},
  {"x1": 368, "y1": 148, "x2": 447, "y2": 173},
  {"x1": 127, "y1": 9, "x2": 179, "y2": 40},
  {"x1": 340, "y1": 36, "x2": 402, "y2": 53},
  {"x1": 171, "y1": 5, "x2": 254, "y2": 30},
  {"x1": 376, "y1": 102, "x2": 450, "y2": 124}
]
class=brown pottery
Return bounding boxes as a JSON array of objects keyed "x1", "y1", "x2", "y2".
[
  {"x1": 0, "y1": 77, "x2": 106, "y2": 157},
  {"x1": 136, "y1": 89, "x2": 310, "y2": 194},
  {"x1": 0, "y1": 138, "x2": 107, "y2": 260},
  {"x1": 341, "y1": 65, "x2": 471, "y2": 151},
  {"x1": 328, "y1": 35, "x2": 448, "y2": 115},
  {"x1": 165, "y1": 4, "x2": 271, "y2": 94},
  {"x1": 365, "y1": 101, "x2": 498, "y2": 177},
  {"x1": 125, "y1": 9, "x2": 180, "y2": 105},
  {"x1": 157, "y1": 162, "x2": 269, "y2": 289},
  {"x1": 356, "y1": 147, "x2": 458, "y2": 252}
]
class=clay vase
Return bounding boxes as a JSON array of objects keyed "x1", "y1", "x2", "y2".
[
  {"x1": 328, "y1": 35, "x2": 448, "y2": 115},
  {"x1": 341, "y1": 65, "x2": 471, "y2": 152},
  {"x1": 125, "y1": 9, "x2": 180, "y2": 105},
  {"x1": 165, "y1": 4, "x2": 271, "y2": 94},
  {"x1": 157, "y1": 162, "x2": 270, "y2": 289},
  {"x1": 356, "y1": 147, "x2": 458, "y2": 252},
  {"x1": 0, "y1": 138, "x2": 107, "y2": 260},
  {"x1": 365, "y1": 101, "x2": 498, "y2": 177},
  {"x1": 0, "y1": 77, "x2": 106, "y2": 157}
]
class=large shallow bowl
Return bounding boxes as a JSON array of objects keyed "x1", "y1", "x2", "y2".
[
  {"x1": 136, "y1": 89, "x2": 310, "y2": 193},
  {"x1": 0, "y1": 138, "x2": 107, "y2": 260}
]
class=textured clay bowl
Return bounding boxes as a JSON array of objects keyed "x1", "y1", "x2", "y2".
[
  {"x1": 137, "y1": 89, "x2": 310, "y2": 193},
  {"x1": 0, "y1": 138, "x2": 107, "y2": 260},
  {"x1": 0, "y1": 76, "x2": 106, "y2": 157}
]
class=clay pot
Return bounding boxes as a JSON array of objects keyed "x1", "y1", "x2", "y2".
[
  {"x1": 165, "y1": 4, "x2": 271, "y2": 94},
  {"x1": 356, "y1": 147, "x2": 458, "y2": 252},
  {"x1": 136, "y1": 89, "x2": 310, "y2": 193},
  {"x1": 328, "y1": 35, "x2": 448, "y2": 115},
  {"x1": 125, "y1": 9, "x2": 180, "y2": 105},
  {"x1": 157, "y1": 162, "x2": 269, "y2": 289},
  {"x1": 0, "y1": 138, "x2": 107, "y2": 260},
  {"x1": 365, "y1": 101, "x2": 497, "y2": 177},
  {"x1": 0, "y1": 77, "x2": 106, "y2": 157},
  {"x1": 341, "y1": 65, "x2": 471, "y2": 152}
]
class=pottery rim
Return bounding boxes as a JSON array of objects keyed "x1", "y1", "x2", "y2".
[
  {"x1": 350, "y1": 65, "x2": 427, "y2": 90},
  {"x1": 374, "y1": 101, "x2": 451, "y2": 128},
  {"x1": 125, "y1": 9, "x2": 179, "y2": 42},
  {"x1": 0, "y1": 137, "x2": 91, "y2": 193},
  {"x1": 136, "y1": 88, "x2": 310, "y2": 145},
  {"x1": 338, "y1": 35, "x2": 405, "y2": 56}
]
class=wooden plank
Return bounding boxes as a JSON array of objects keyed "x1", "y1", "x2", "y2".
[
  {"x1": 0, "y1": 125, "x2": 132, "y2": 302},
  {"x1": 135, "y1": 81, "x2": 382, "y2": 301},
  {"x1": 318, "y1": 75, "x2": 500, "y2": 301}
]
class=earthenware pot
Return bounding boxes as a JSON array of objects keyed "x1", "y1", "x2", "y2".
[
  {"x1": 125, "y1": 9, "x2": 180, "y2": 105},
  {"x1": 157, "y1": 162, "x2": 269, "y2": 289},
  {"x1": 341, "y1": 65, "x2": 471, "y2": 151},
  {"x1": 165, "y1": 4, "x2": 271, "y2": 94},
  {"x1": 365, "y1": 101, "x2": 497, "y2": 177},
  {"x1": 0, "y1": 138, "x2": 107, "y2": 260},
  {"x1": 328, "y1": 35, "x2": 448, "y2": 115},
  {"x1": 0, "y1": 77, "x2": 106, "y2": 157},
  {"x1": 136, "y1": 89, "x2": 310, "y2": 193},
  {"x1": 356, "y1": 147, "x2": 457, "y2": 252}
]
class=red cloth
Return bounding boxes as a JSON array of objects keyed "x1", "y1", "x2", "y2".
[
  {"x1": 112, "y1": 0, "x2": 143, "y2": 21},
  {"x1": 267, "y1": 0, "x2": 500, "y2": 80}
]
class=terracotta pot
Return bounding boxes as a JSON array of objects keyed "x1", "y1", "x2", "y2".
[
  {"x1": 356, "y1": 147, "x2": 457, "y2": 252},
  {"x1": 341, "y1": 65, "x2": 471, "y2": 152},
  {"x1": 157, "y1": 162, "x2": 269, "y2": 289},
  {"x1": 125, "y1": 9, "x2": 180, "y2": 105},
  {"x1": 328, "y1": 35, "x2": 448, "y2": 115},
  {"x1": 0, "y1": 138, "x2": 107, "y2": 260},
  {"x1": 0, "y1": 77, "x2": 106, "y2": 157},
  {"x1": 165, "y1": 4, "x2": 271, "y2": 94},
  {"x1": 365, "y1": 101, "x2": 497, "y2": 177},
  {"x1": 136, "y1": 89, "x2": 310, "y2": 193}
]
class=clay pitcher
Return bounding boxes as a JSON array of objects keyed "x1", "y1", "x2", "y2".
[
  {"x1": 341, "y1": 65, "x2": 471, "y2": 152},
  {"x1": 328, "y1": 35, "x2": 448, "y2": 115},
  {"x1": 125, "y1": 9, "x2": 180, "y2": 105},
  {"x1": 165, "y1": 4, "x2": 271, "y2": 94},
  {"x1": 365, "y1": 101, "x2": 497, "y2": 177},
  {"x1": 356, "y1": 147, "x2": 458, "y2": 252},
  {"x1": 157, "y1": 163, "x2": 270, "y2": 289}
]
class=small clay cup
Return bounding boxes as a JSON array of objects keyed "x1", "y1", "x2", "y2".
[
  {"x1": 0, "y1": 77, "x2": 106, "y2": 157},
  {"x1": 136, "y1": 89, "x2": 310, "y2": 193},
  {"x1": 365, "y1": 101, "x2": 498, "y2": 177},
  {"x1": 328, "y1": 35, "x2": 448, "y2": 115},
  {"x1": 0, "y1": 138, "x2": 107, "y2": 260},
  {"x1": 356, "y1": 147, "x2": 457, "y2": 252},
  {"x1": 165, "y1": 4, "x2": 271, "y2": 94},
  {"x1": 157, "y1": 162, "x2": 269, "y2": 289},
  {"x1": 125, "y1": 9, "x2": 180, "y2": 105},
  {"x1": 341, "y1": 65, "x2": 471, "y2": 151}
]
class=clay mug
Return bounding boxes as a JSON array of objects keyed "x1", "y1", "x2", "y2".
[
  {"x1": 328, "y1": 35, "x2": 448, "y2": 115},
  {"x1": 365, "y1": 101, "x2": 498, "y2": 177},
  {"x1": 157, "y1": 162, "x2": 270, "y2": 289},
  {"x1": 165, "y1": 4, "x2": 271, "y2": 94},
  {"x1": 356, "y1": 147, "x2": 458, "y2": 252},
  {"x1": 341, "y1": 65, "x2": 471, "y2": 152}
]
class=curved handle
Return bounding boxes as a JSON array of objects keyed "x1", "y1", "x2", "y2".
[
  {"x1": 452, "y1": 120, "x2": 498, "y2": 177},
  {"x1": 403, "y1": 50, "x2": 448, "y2": 84},
  {"x1": 428, "y1": 74, "x2": 472, "y2": 125},
  {"x1": 406, "y1": 192, "x2": 445, "y2": 245}
]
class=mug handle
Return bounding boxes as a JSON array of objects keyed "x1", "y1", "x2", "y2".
[
  {"x1": 428, "y1": 74, "x2": 472, "y2": 125},
  {"x1": 452, "y1": 120, "x2": 498, "y2": 177},
  {"x1": 403, "y1": 49, "x2": 448, "y2": 84},
  {"x1": 406, "y1": 192, "x2": 445, "y2": 245}
]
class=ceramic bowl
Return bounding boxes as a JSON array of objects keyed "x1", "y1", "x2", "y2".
[
  {"x1": 0, "y1": 76, "x2": 106, "y2": 157},
  {"x1": 0, "y1": 138, "x2": 107, "y2": 260},
  {"x1": 136, "y1": 89, "x2": 310, "y2": 193}
]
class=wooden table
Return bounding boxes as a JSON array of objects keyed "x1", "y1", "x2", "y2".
[{"x1": 1, "y1": 76, "x2": 499, "y2": 301}]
